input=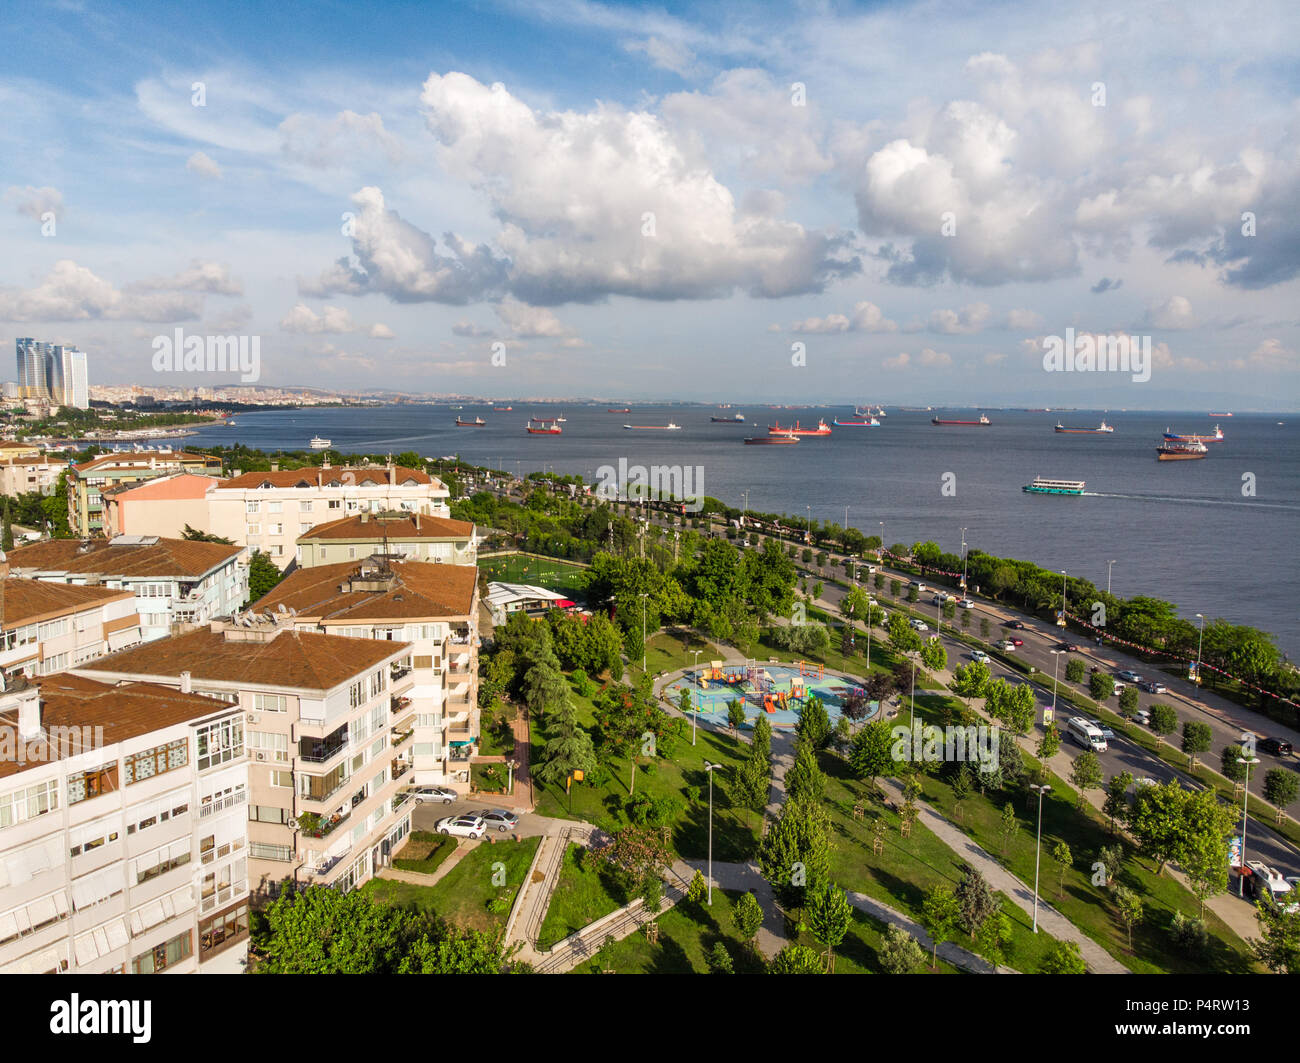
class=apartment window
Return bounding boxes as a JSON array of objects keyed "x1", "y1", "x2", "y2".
[
  {"x1": 198, "y1": 781, "x2": 244, "y2": 818},
  {"x1": 246, "y1": 501, "x2": 260, "y2": 514},
  {"x1": 299, "y1": 523, "x2": 312, "y2": 535},
  {"x1": 299, "y1": 499, "x2": 313, "y2": 512},
  {"x1": 37, "y1": 618, "x2": 68, "y2": 640},
  {"x1": 247, "y1": 523, "x2": 261, "y2": 535},
  {"x1": 267, "y1": 523, "x2": 282, "y2": 535},
  {"x1": 0, "y1": 780, "x2": 60, "y2": 829},
  {"x1": 248, "y1": 842, "x2": 292, "y2": 862},
  {"x1": 0, "y1": 891, "x2": 71, "y2": 946},
  {"x1": 270, "y1": 544, "x2": 284, "y2": 558},
  {"x1": 348, "y1": 546, "x2": 357, "y2": 559},
  {"x1": 349, "y1": 679, "x2": 365, "y2": 708},
  {"x1": 247, "y1": 731, "x2": 288, "y2": 763},
  {"x1": 248, "y1": 804, "x2": 289, "y2": 824},
  {"x1": 328, "y1": 499, "x2": 342, "y2": 510},
  {"x1": 130, "y1": 930, "x2": 192, "y2": 974},
  {"x1": 133, "y1": 838, "x2": 192, "y2": 883},
  {"x1": 39, "y1": 652, "x2": 69, "y2": 675},
  {"x1": 67, "y1": 764, "x2": 118, "y2": 806},
  {"x1": 254, "y1": 693, "x2": 287, "y2": 714},
  {"x1": 268, "y1": 770, "x2": 292, "y2": 788},
  {"x1": 199, "y1": 903, "x2": 249, "y2": 956},
  {"x1": 196, "y1": 718, "x2": 242, "y2": 771},
  {"x1": 369, "y1": 669, "x2": 386, "y2": 697}
]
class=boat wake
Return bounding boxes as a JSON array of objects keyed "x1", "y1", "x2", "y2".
[{"x1": 1083, "y1": 491, "x2": 1300, "y2": 511}]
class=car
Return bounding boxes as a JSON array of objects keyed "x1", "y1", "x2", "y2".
[
  {"x1": 931, "y1": 594, "x2": 946, "y2": 605},
  {"x1": 1058, "y1": 642, "x2": 1080, "y2": 652},
  {"x1": 1141, "y1": 680, "x2": 1168, "y2": 694},
  {"x1": 996, "y1": 639, "x2": 1017, "y2": 652},
  {"x1": 407, "y1": 785, "x2": 458, "y2": 805},
  {"x1": 1112, "y1": 681, "x2": 1126, "y2": 695},
  {"x1": 1085, "y1": 718, "x2": 1115, "y2": 740},
  {"x1": 1005, "y1": 620, "x2": 1025, "y2": 629},
  {"x1": 1117, "y1": 670, "x2": 1143, "y2": 682},
  {"x1": 435, "y1": 815, "x2": 487, "y2": 838},
  {"x1": 1134, "y1": 776, "x2": 1158, "y2": 790},
  {"x1": 1010, "y1": 637, "x2": 1024, "y2": 647},
  {"x1": 958, "y1": 598, "x2": 974, "y2": 609},
  {"x1": 472, "y1": 809, "x2": 520, "y2": 832},
  {"x1": 1132, "y1": 708, "x2": 1152, "y2": 725},
  {"x1": 970, "y1": 650, "x2": 990, "y2": 663},
  {"x1": 910, "y1": 619, "x2": 929, "y2": 632},
  {"x1": 1260, "y1": 737, "x2": 1294, "y2": 756}
]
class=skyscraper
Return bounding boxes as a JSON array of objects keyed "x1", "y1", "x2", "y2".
[
  {"x1": 14, "y1": 337, "x2": 89, "y2": 407},
  {"x1": 15, "y1": 337, "x2": 51, "y2": 399}
]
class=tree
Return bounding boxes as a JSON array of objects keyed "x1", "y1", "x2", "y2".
[
  {"x1": 594, "y1": 826, "x2": 672, "y2": 904},
  {"x1": 256, "y1": 886, "x2": 416, "y2": 973},
  {"x1": 1181, "y1": 720, "x2": 1212, "y2": 770},
  {"x1": 732, "y1": 891, "x2": 764, "y2": 951},
  {"x1": 803, "y1": 880, "x2": 853, "y2": 971},
  {"x1": 920, "y1": 885, "x2": 960, "y2": 969},
  {"x1": 768, "y1": 944, "x2": 824, "y2": 974},
  {"x1": 2, "y1": 499, "x2": 13, "y2": 552},
  {"x1": 1114, "y1": 885, "x2": 1144, "y2": 951},
  {"x1": 887, "y1": 612, "x2": 922, "y2": 655},
  {"x1": 247, "y1": 550, "x2": 284, "y2": 604},
  {"x1": 1102, "y1": 772, "x2": 1133, "y2": 833},
  {"x1": 1148, "y1": 702, "x2": 1178, "y2": 737},
  {"x1": 1089, "y1": 671, "x2": 1115, "y2": 701},
  {"x1": 1169, "y1": 911, "x2": 1209, "y2": 956},
  {"x1": 951, "y1": 660, "x2": 991, "y2": 707},
  {"x1": 536, "y1": 696, "x2": 598, "y2": 788},
  {"x1": 1128, "y1": 780, "x2": 1188, "y2": 875},
  {"x1": 1263, "y1": 768, "x2": 1299, "y2": 818},
  {"x1": 181, "y1": 523, "x2": 234, "y2": 544},
  {"x1": 1251, "y1": 900, "x2": 1300, "y2": 974},
  {"x1": 1036, "y1": 724, "x2": 1061, "y2": 764},
  {"x1": 1065, "y1": 657, "x2": 1086, "y2": 684},
  {"x1": 686, "y1": 869, "x2": 707, "y2": 905},
  {"x1": 850, "y1": 719, "x2": 895, "y2": 792},
  {"x1": 1117, "y1": 684, "x2": 1140, "y2": 719},
  {"x1": 976, "y1": 905, "x2": 1014, "y2": 968},
  {"x1": 795, "y1": 696, "x2": 832, "y2": 750},
  {"x1": 1041, "y1": 940, "x2": 1087, "y2": 973},
  {"x1": 398, "y1": 926, "x2": 515, "y2": 973},
  {"x1": 785, "y1": 739, "x2": 826, "y2": 804},
  {"x1": 999, "y1": 801, "x2": 1020, "y2": 857},
  {"x1": 523, "y1": 659, "x2": 569, "y2": 715},
  {"x1": 979, "y1": 616, "x2": 990, "y2": 638},
  {"x1": 1051, "y1": 841, "x2": 1072, "y2": 896},
  {"x1": 1179, "y1": 788, "x2": 1236, "y2": 914},
  {"x1": 955, "y1": 865, "x2": 997, "y2": 937},
  {"x1": 1220, "y1": 743, "x2": 1249, "y2": 783},
  {"x1": 751, "y1": 713, "x2": 773, "y2": 767},
  {"x1": 707, "y1": 941, "x2": 735, "y2": 973},
  {"x1": 729, "y1": 754, "x2": 770, "y2": 827},
  {"x1": 1069, "y1": 751, "x2": 1103, "y2": 808},
  {"x1": 920, "y1": 637, "x2": 947, "y2": 674},
  {"x1": 757, "y1": 795, "x2": 831, "y2": 911},
  {"x1": 1098, "y1": 843, "x2": 1124, "y2": 886},
  {"x1": 877, "y1": 924, "x2": 925, "y2": 974}
]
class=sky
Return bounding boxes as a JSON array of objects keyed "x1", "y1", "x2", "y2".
[{"x1": 2, "y1": 0, "x2": 1299, "y2": 407}]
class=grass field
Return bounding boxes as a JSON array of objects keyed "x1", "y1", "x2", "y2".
[
  {"x1": 391, "y1": 831, "x2": 456, "y2": 875},
  {"x1": 535, "y1": 843, "x2": 630, "y2": 951},
  {"x1": 479, "y1": 553, "x2": 589, "y2": 598}
]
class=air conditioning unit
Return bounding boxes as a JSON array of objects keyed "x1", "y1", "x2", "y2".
[
  {"x1": 287, "y1": 817, "x2": 300, "y2": 831},
  {"x1": 246, "y1": 713, "x2": 260, "y2": 723},
  {"x1": 255, "y1": 751, "x2": 267, "y2": 762}
]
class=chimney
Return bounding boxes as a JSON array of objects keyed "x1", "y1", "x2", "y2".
[
  {"x1": 388, "y1": 462, "x2": 396, "y2": 486},
  {"x1": 271, "y1": 462, "x2": 279, "y2": 472},
  {"x1": 414, "y1": 513, "x2": 420, "y2": 533},
  {"x1": 322, "y1": 457, "x2": 331, "y2": 470},
  {"x1": 360, "y1": 512, "x2": 369, "y2": 524},
  {"x1": 179, "y1": 670, "x2": 192, "y2": 693},
  {"x1": 16, "y1": 688, "x2": 41, "y2": 740}
]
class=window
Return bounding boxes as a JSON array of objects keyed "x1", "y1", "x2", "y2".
[
  {"x1": 369, "y1": 669, "x2": 386, "y2": 697},
  {"x1": 267, "y1": 501, "x2": 282, "y2": 514},
  {"x1": 299, "y1": 499, "x2": 313, "y2": 512},
  {"x1": 328, "y1": 499, "x2": 342, "y2": 510},
  {"x1": 67, "y1": 764, "x2": 118, "y2": 806},
  {"x1": 268, "y1": 523, "x2": 282, "y2": 535},
  {"x1": 349, "y1": 679, "x2": 365, "y2": 708},
  {"x1": 246, "y1": 501, "x2": 260, "y2": 514},
  {"x1": 247, "y1": 731, "x2": 288, "y2": 762},
  {"x1": 248, "y1": 804, "x2": 289, "y2": 824},
  {"x1": 0, "y1": 780, "x2": 60, "y2": 829},
  {"x1": 198, "y1": 781, "x2": 245, "y2": 818},
  {"x1": 299, "y1": 523, "x2": 312, "y2": 535},
  {"x1": 248, "y1": 842, "x2": 292, "y2": 862},
  {"x1": 247, "y1": 523, "x2": 261, "y2": 535},
  {"x1": 37, "y1": 618, "x2": 68, "y2": 640},
  {"x1": 123, "y1": 739, "x2": 188, "y2": 785},
  {"x1": 269, "y1": 770, "x2": 292, "y2": 788},
  {"x1": 39, "y1": 652, "x2": 69, "y2": 675},
  {"x1": 196, "y1": 718, "x2": 242, "y2": 771},
  {"x1": 133, "y1": 838, "x2": 191, "y2": 884},
  {"x1": 254, "y1": 693, "x2": 287, "y2": 713},
  {"x1": 199, "y1": 903, "x2": 248, "y2": 956},
  {"x1": 0, "y1": 891, "x2": 71, "y2": 945},
  {"x1": 130, "y1": 930, "x2": 192, "y2": 974},
  {"x1": 270, "y1": 544, "x2": 283, "y2": 557}
]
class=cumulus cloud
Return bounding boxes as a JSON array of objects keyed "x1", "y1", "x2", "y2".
[
  {"x1": 623, "y1": 36, "x2": 696, "y2": 77},
  {"x1": 280, "y1": 304, "x2": 357, "y2": 334},
  {"x1": 1005, "y1": 308, "x2": 1042, "y2": 330},
  {"x1": 494, "y1": 298, "x2": 571, "y2": 339},
  {"x1": 5, "y1": 185, "x2": 62, "y2": 219},
  {"x1": 1147, "y1": 295, "x2": 1196, "y2": 330},
  {"x1": 791, "y1": 301, "x2": 896, "y2": 334},
  {"x1": 368, "y1": 323, "x2": 395, "y2": 339},
  {"x1": 132, "y1": 261, "x2": 242, "y2": 296},
  {"x1": 0, "y1": 260, "x2": 201, "y2": 322},
  {"x1": 451, "y1": 320, "x2": 495, "y2": 338},
  {"x1": 882, "y1": 347, "x2": 952, "y2": 370},
  {"x1": 186, "y1": 151, "x2": 223, "y2": 179},
  {"x1": 279, "y1": 110, "x2": 404, "y2": 168},
  {"x1": 927, "y1": 302, "x2": 991, "y2": 334},
  {"x1": 1229, "y1": 339, "x2": 1296, "y2": 372}
]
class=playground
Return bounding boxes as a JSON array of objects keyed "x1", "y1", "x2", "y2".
[{"x1": 663, "y1": 661, "x2": 878, "y2": 729}]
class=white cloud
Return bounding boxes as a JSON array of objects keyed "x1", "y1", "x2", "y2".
[
  {"x1": 495, "y1": 298, "x2": 571, "y2": 339},
  {"x1": 927, "y1": 302, "x2": 991, "y2": 334},
  {"x1": 0, "y1": 260, "x2": 202, "y2": 322},
  {"x1": 186, "y1": 151, "x2": 223, "y2": 179},
  {"x1": 279, "y1": 110, "x2": 403, "y2": 168},
  {"x1": 623, "y1": 36, "x2": 696, "y2": 77},
  {"x1": 368, "y1": 323, "x2": 395, "y2": 339},
  {"x1": 5, "y1": 185, "x2": 62, "y2": 219},
  {"x1": 452, "y1": 320, "x2": 495, "y2": 338},
  {"x1": 882, "y1": 352, "x2": 911, "y2": 370},
  {"x1": 792, "y1": 301, "x2": 896, "y2": 334},
  {"x1": 132, "y1": 261, "x2": 242, "y2": 296},
  {"x1": 1147, "y1": 295, "x2": 1196, "y2": 330},
  {"x1": 280, "y1": 303, "x2": 356, "y2": 334},
  {"x1": 1006, "y1": 308, "x2": 1042, "y2": 330},
  {"x1": 1230, "y1": 339, "x2": 1296, "y2": 372}
]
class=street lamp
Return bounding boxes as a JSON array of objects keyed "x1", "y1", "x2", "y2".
[
  {"x1": 703, "y1": 761, "x2": 724, "y2": 905},
  {"x1": 878, "y1": 521, "x2": 885, "y2": 559},
  {"x1": 1059, "y1": 569, "x2": 1068, "y2": 627},
  {"x1": 960, "y1": 527, "x2": 968, "y2": 590},
  {"x1": 1194, "y1": 613, "x2": 1206, "y2": 684},
  {"x1": 909, "y1": 650, "x2": 918, "y2": 730},
  {"x1": 1236, "y1": 751, "x2": 1261, "y2": 897},
  {"x1": 691, "y1": 650, "x2": 702, "y2": 746},
  {"x1": 1107, "y1": 559, "x2": 1116, "y2": 596},
  {"x1": 1049, "y1": 649, "x2": 1063, "y2": 721},
  {"x1": 640, "y1": 593, "x2": 649, "y2": 672},
  {"x1": 1030, "y1": 783, "x2": 1052, "y2": 932}
]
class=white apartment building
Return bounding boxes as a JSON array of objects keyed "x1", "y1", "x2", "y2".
[
  {"x1": 76, "y1": 621, "x2": 417, "y2": 899},
  {"x1": 205, "y1": 462, "x2": 450, "y2": 570},
  {"x1": 6, "y1": 536, "x2": 248, "y2": 643},
  {"x1": 295, "y1": 511, "x2": 478, "y2": 569},
  {"x1": 0, "y1": 673, "x2": 250, "y2": 974},
  {"x1": 0, "y1": 453, "x2": 66, "y2": 498},
  {"x1": 0, "y1": 575, "x2": 143, "y2": 684},
  {"x1": 257, "y1": 557, "x2": 481, "y2": 788}
]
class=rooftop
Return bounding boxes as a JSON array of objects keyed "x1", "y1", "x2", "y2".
[
  {"x1": 7, "y1": 535, "x2": 242, "y2": 579},
  {"x1": 0, "y1": 577, "x2": 135, "y2": 629},
  {"x1": 297, "y1": 511, "x2": 474, "y2": 542},
  {"x1": 485, "y1": 582, "x2": 569, "y2": 608},
  {"x1": 257, "y1": 558, "x2": 477, "y2": 623},
  {"x1": 71, "y1": 450, "x2": 219, "y2": 474},
  {"x1": 216, "y1": 464, "x2": 434, "y2": 490}
]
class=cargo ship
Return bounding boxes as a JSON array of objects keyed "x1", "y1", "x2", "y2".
[
  {"x1": 1157, "y1": 440, "x2": 1208, "y2": 461},
  {"x1": 624, "y1": 422, "x2": 681, "y2": 430},
  {"x1": 932, "y1": 414, "x2": 991, "y2": 426},
  {"x1": 769, "y1": 419, "x2": 832, "y2": 436},
  {"x1": 493, "y1": 406, "x2": 513, "y2": 412},
  {"x1": 1209, "y1": 412, "x2": 1233, "y2": 417},
  {"x1": 833, "y1": 416, "x2": 880, "y2": 426},
  {"x1": 1023, "y1": 477, "x2": 1086, "y2": 496},
  {"x1": 607, "y1": 407, "x2": 630, "y2": 413},
  {"x1": 1054, "y1": 420, "x2": 1113, "y2": 433},
  {"x1": 526, "y1": 417, "x2": 562, "y2": 435},
  {"x1": 744, "y1": 433, "x2": 799, "y2": 445},
  {"x1": 711, "y1": 413, "x2": 746, "y2": 422},
  {"x1": 455, "y1": 416, "x2": 486, "y2": 427},
  {"x1": 1163, "y1": 424, "x2": 1224, "y2": 443}
]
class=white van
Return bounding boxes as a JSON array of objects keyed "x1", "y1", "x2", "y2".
[{"x1": 1067, "y1": 716, "x2": 1108, "y2": 752}]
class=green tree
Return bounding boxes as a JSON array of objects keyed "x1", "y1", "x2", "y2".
[
  {"x1": 999, "y1": 801, "x2": 1020, "y2": 857},
  {"x1": 1169, "y1": 911, "x2": 1209, "y2": 957},
  {"x1": 1064, "y1": 657, "x2": 1086, "y2": 684},
  {"x1": 1148, "y1": 703, "x2": 1178, "y2": 737},
  {"x1": 732, "y1": 891, "x2": 764, "y2": 951},
  {"x1": 955, "y1": 865, "x2": 997, "y2": 936},
  {"x1": 181, "y1": 522, "x2": 234, "y2": 544},
  {"x1": 951, "y1": 660, "x2": 991, "y2": 707},
  {"x1": 707, "y1": 941, "x2": 734, "y2": 973},
  {"x1": 1089, "y1": 671, "x2": 1115, "y2": 701},
  {"x1": 1263, "y1": 768, "x2": 1299, "y2": 816},
  {"x1": 536, "y1": 696, "x2": 598, "y2": 788},
  {"x1": 1051, "y1": 840, "x2": 1073, "y2": 896},
  {"x1": 850, "y1": 718, "x2": 896, "y2": 792},
  {"x1": 1220, "y1": 743, "x2": 1248, "y2": 783},
  {"x1": 1128, "y1": 780, "x2": 1188, "y2": 875},
  {"x1": 2, "y1": 499, "x2": 13, "y2": 553},
  {"x1": 247, "y1": 549, "x2": 284, "y2": 604},
  {"x1": 1181, "y1": 720, "x2": 1212, "y2": 770},
  {"x1": 803, "y1": 880, "x2": 853, "y2": 972},
  {"x1": 728, "y1": 754, "x2": 770, "y2": 827},
  {"x1": 877, "y1": 924, "x2": 925, "y2": 974},
  {"x1": 1036, "y1": 724, "x2": 1061, "y2": 764},
  {"x1": 1069, "y1": 750, "x2": 1103, "y2": 808},
  {"x1": 887, "y1": 612, "x2": 922, "y2": 655},
  {"x1": 757, "y1": 795, "x2": 831, "y2": 911},
  {"x1": 795, "y1": 696, "x2": 832, "y2": 750},
  {"x1": 726, "y1": 700, "x2": 747, "y2": 733},
  {"x1": 751, "y1": 713, "x2": 773, "y2": 767},
  {"x1": 979, "y1": 616, "x2": 990, "y2": 639},
  {"x1": 1118, "y1": 685, "x2": 1140, "y2": 719},
  {"x1": 1041, "y1": 940, "x2": 1087, "y2": 973},
  {"x1": 785, "y1": 739, "x2": 827, "y2": 804},
  {"x1": 920, "y1": 637, "x2": 947, "y2": 674},
  {"x1": 686, "y1": 869, "x2": 707, "y2": 905},
  {"x1": 1102, "y1": 772, "x2": 1133, "y2": 833},
  {"x1": 768, "y1": 944, "x2": 824, "y2": 974},
  {"x1": 257, "y1": 886, "x2": 417, "y2": 973},
  {"x1": 1179, "y1": 788, "x2": 1236, "y2": 913},
  {"x1": 976, "y1": 905, "x2": 1014, "y2": 968},
  {"x1": 398, "y1": 926, "x2": 513, "y2": 973},
  {"x1": 1251, "y1": 899, "x2": 1300, "y2": 974},
  {"x1": 920, "y1": 885, "x2": 960, "y2": 969},
  {"x1": 1114, "y1": 885, "x2": 1144, "y2": 951}
]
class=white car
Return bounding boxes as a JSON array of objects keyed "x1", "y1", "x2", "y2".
[
  {"x1": 996, "y1": 639, "x2": 1017, "y2": 651},
  {"x1": 970, "y1": 650, "x2": 989, "y2": 663},
  {"x1": 958, "y1": 598, "x2": 974, "y2": 609},
  {"x1": 1112, "y1": 681, "x2": 1126, "y2": 695},
  {"x1": 435, "y1": 815, "x2": 487, "y2": 839},
  {"x1": 910, "y1": 619, "x2": 929, "y2": 632}
]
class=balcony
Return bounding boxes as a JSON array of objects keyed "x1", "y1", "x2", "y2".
[
  {"x1": 299, "y1": 734, "x2": 349, "y2": 764},
  {"x1": 390, "y1": 663, "x2": 413, "y2": 682},
  {"x1": 390, "y1": 695, "x2": 412, "y2": 714},
  {"x1": 391, "y1": 789, "x2": 413, "y2": 813},
  {"x1": 299, "y1": 809, "x2": 351, "y2": 839},
  {"x1": 390, "y1": 727, "x2": 414, "y2": 748},
  {"x1": 298, "y1": 772, "x2": 352, "y2": 809},
  {"x1": 391, "y1": 761, "x2": 412, "y2": 783}
]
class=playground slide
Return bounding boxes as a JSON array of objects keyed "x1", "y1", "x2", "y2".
[{"x1": 763, "y1": 695, "x2": 777, "y2": 713}]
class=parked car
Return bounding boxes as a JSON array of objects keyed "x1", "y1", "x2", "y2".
[
  {"x1": 407, "y1": 785, "x2": 458, "y2": 805},
  {"x1": 436, "y1": 815, "x2": 487, "y2": 838},
  {"x1": 1117, "y1": 670, "x2": 1143, "y2": 682},
  {"x1": 971, "y1": 650, "x2": 990, "y2": 663},
  {"x1": 1260, "y1": 737, "x2": 1294, "y2": 756},
  {"x1": 1142, "y1": 680, "x2": 1168, "y2": 694},
  {"x1": 958, "y1": 598, "x2": 975, "y2": 609},
  {"x1": 996, "y1": 639, "x2": 1017, "y2": 652},
  {"x1": 1112, "y1": 681, "x2": 1126, "y2": 695},
  {"x1": 473, "y1": 809, "x2": 520, "y2": 832}
]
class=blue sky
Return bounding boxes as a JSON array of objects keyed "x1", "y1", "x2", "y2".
[{"x1": 3, "y1": 0, "x2": 1299, "y2": 406}]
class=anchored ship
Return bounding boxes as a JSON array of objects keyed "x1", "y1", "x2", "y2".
[
  {"x1": 932, "y1": 414, "x2": 991, "y2": 426},
  {"x1": 607, "y1": 407, "x2": 631, "y2": 413},
  {"x1": 745, "y1": 433, "x2": 799, "y2": 445},
  {"x1": 493, "y1": 405, "x2": 513, "y2": 412},
  {"x1": 526, "y1": 417, "x2": 562, "y2": 435},
  {"x1": 309, "y1": 436, "x2": 332, "y2": 449},
  {"x1": 624, "y1": 422, "x2": 681, "y2": 430},
  {"x1": 1023, "y1": 477, "x2": 1086, "y2": 495},
  {"x1": 1157, "y1": 440, "x2": 1208, "y2": 461},
  {"x1": 1054, "y1": 420, "x2": 1114, "y2": 433},
  {"x1": 1163, "y1": 424, "x2": 1224, "y2": 443},
  {"x1": 711, "y1": 413, "x2": 746, "y2": 422},
  {"x1": 833, "y1": 416, "x2": 880, "y2": 426},
  {"x1": 769, "y1": 419, "x2": 832, "y2": 436},
  {"x1": 455, "y1": 416, "x2": 486, "y2": 427}
]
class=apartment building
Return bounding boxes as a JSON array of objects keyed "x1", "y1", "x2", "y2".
[
  {"x1": 0, "y1": 452, "x2": 66, "y2": 497},
  {"x1": 76, "y1": 622, "x2": 417, "y2": 898},
  {"x1": 257, "y1": 557, "x2": 480, "y2": 788},
  {"x1": 101, "y1": 472, "x2": 219, "y2": 540},
  {"x1": 0, "y1": 576, "x2": 143, "y2": 684},
  {"x1": 207, "y1": 462, "x2": 451, "y2": 569},
  {"x1": 0, "y1": 441, "x2": 43, "y2": 461},
  {"x1": 6, "y1": 536, "x2": 248, "y2": 642},
  {"x1": 295, "y1": 511, "x2": 477, "y2": 569},
  {"x1": 0, "y1": 672, "x2": 250, "y2": 974},
  {"x1": 67, "y1": 451, "x2": 224, "y2": 537}
]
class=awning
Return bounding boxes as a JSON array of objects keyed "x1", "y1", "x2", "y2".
[{"x1": 450, "y1": 739, "x2": 476, "y2": 747}]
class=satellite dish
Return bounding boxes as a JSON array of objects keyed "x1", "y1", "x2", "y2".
[{"x1": 277, "y1": 603, "x2": 287, "y2": 613}]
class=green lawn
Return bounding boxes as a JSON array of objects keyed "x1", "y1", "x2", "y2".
[
  {"x1": 479, "y1": 553, "x2": 589, "y2": 598},
  {"x1": 535, "y1": 843, "x2": 630, "y2": 951},
  {"x1": 788, "y1": 907, "x2": 965, "y2": 974},
  {"x1": 361, "y1": 835, "x2": 541, "y2": 933},
  {"x1": 627, "y1": 630, "x2": 723, "y2": 683},
  {"x1": 391, "y1": 831, "x2": 456, "y2": 875}
]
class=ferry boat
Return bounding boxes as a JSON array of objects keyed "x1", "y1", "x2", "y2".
[
  {"x1": 711, "y1": 413, "x2": 746, "y2": 423},
  {"x1": 833, "y1": 417, "x2": 880, "y2": 427},
  {"x1": 769, "y1": 419, "x2": 832, "y2": 436},
  {"x1": 1023, "y1": 477, "x2": 1086, "y2": 495},
  {"x1": 1163, "y1": 424, "x2": 1224, "y2": 443},
  {"x1": 932, "y1": 414, "x2": 990, "y2": 426},
  {"x1": 526, "y1": 418, "x2": 562, "y2": 435},
  {"x1": 744, "y1": 433, "x2": 799, "y2": 445},
  {"x1": 624, "y1": 422, "x2": 681, "y2": 430},
  {"x1": 309, "y1": 437, "x2": 332, "y2": 449},
  {"x1": 455, "y1": 416, "x2": 486, "y2": 427},
  {"x1": 1157, "y1": 440, "x2": 1208, "y2": 461},
  {"x1": 1054, "y1": 420, "x2": 1114, "y2": 433}
]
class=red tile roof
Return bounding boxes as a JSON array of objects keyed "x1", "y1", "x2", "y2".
[
  {"x1": 7, "y1": 536, "x2": 242, "y2": 579},
  {"x1": 257, "y1": 559, "x2": 477, "y2": 623},
  {"x1": 297, "y1": 512, "x2": 473, "y2": 542},
  {"x1": 216, "y1": 465, "x2": 433, "y2": 490},
  {"x1": 0, "y1": 577, "x2": 135, "y2": 628}
]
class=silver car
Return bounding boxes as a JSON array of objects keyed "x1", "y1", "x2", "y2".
[
  {"x1": 408, "y1": 785, "x2": 458, "y2": 805},
  {"x1": 472, "y1": 808, "x2": 520, "y2": 833}
]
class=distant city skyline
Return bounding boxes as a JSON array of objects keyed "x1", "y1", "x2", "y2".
[
  {"x1": 14, "y1": 337, "x2": 89, "y2": 408},
  {"x1": 1, "y1": 1, "x2": 1297, "y2": 407}
]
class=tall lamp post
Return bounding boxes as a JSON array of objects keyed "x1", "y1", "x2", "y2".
[
  {"x1": 640, "y1": 593, "x2": 648, "y2": 673},
  {"x1": 691, "y1": 649, "x2": 702, "y2": 746},
  {"x1": 1194, "y1": 613, "x2": 1206, "y2": 685},
  {"x1": 879, "y1": 521, "x2": 885, "y2": 560},
  {"x1": 1059, "y1": 569, "x2": 1068, "y2": 627},
  {"x1": 909, "y1": 650, "x2": 918, "y2": 730},
  {"x1": 1107, "y1": 559, "x2": 1117, "y2": 596},
  {"x1": 1050, "y1": 649, "x2": 1064, "y2": 719},
  {"x1": 1236, "y1": 751, "x2": 1261, "y2": 897},
  {"x1": 703, "y1": 761, "x2": 724, "y2": 905},
  {"x1": 1030, "y1": 783, "x2": 1052, "y2": 932},
  {"x1": 960, "y1": 527, "x2": 968, "y2": 590}
]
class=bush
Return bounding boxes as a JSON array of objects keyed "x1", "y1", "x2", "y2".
[
  {"x1": 1065, "y1": 657, "x2": 1086, "y2": 684},
  {"x1": 1089, "y1": 671, "x2": 1115, "y2": 701},
  {"x1": 1169, "y1": 911, "x2": 1208, "y2": 956}
]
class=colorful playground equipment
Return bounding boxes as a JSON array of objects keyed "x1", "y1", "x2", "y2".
[{"x1": 798, "y1": 660, "x2": 824, "y2": 679}]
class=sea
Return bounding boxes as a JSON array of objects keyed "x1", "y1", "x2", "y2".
[{"x1": 179, "y1": 404, "x2": 1300, "y2": 658}]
